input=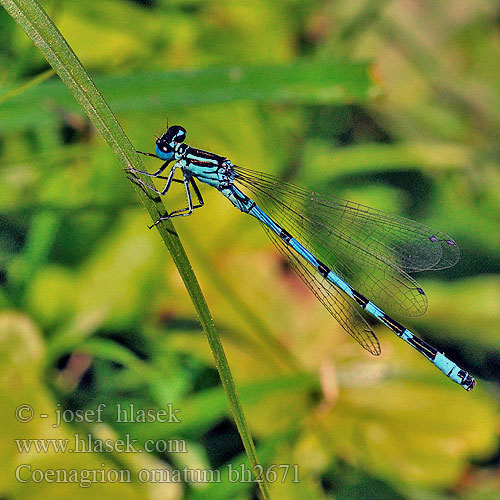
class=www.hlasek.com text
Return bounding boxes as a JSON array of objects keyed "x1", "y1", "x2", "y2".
[{"x1": 15, "y1": 433, "x2": 187, "y2": 454}]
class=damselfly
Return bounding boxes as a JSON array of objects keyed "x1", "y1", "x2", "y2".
[{"x1": 128, "y1": 125, "x2": 475, "y2": 391}]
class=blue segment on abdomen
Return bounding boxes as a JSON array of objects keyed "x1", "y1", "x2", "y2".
[{"x1": 251, "y1": 203, "x2": 353, "y2": 293}]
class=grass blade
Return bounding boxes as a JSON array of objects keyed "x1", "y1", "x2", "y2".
[{"x1": 0, "y1": 61, "x2": 379, "y2": 131}]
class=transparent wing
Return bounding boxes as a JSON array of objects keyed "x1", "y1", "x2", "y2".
[
  {"x1": 233, "y1": 166, "x2": 459, "y2": 317},
  {"x1": 263, "y1": 224, "x2": 381, "y2": 355}
]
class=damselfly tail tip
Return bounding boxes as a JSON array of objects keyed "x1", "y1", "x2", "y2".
[{"x1": 463, "y1": 373, "x2": 476, "y2": 391}]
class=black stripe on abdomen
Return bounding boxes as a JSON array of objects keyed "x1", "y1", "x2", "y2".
[
  {"x1": 406, "y1": 336, "x2": 437, "y2": 360},
  {"x1": 380, "y1": 314, "x2": 406, "y2": 336},
  {"x1": 279, "y1": 228, "x2": 292, "y2": 244},
  {"x1": 352, "y1": 290, "x2": 369, "y2": 309},
  {"x1": 316, "y1": 260, "x2": 330, "y2": 278}
]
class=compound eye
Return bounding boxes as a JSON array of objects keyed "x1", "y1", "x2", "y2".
[{"x1": 155, "y1": 143, "x2": 174, "y2": 161}]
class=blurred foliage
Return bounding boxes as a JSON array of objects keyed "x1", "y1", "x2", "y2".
[{"x1": 1, "y1": 1, "x2": 500, "y2": 500}]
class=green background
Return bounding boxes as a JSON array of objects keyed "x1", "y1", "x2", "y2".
[{"x1": 1, "y1": 1, "x2": 499, "y2": 499}]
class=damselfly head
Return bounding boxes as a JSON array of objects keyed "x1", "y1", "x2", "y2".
[{"x1": 155, "y1": 125, "x2": 186, "y2": 161}]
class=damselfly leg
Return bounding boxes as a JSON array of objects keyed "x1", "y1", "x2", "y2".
[{"x1": 127, "y1": 161, "x2": 204, "y2": 226}]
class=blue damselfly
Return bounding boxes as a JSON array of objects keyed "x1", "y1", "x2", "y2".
[{"x1": 128, "y1": 125, "x2": 475, "y2": 391}]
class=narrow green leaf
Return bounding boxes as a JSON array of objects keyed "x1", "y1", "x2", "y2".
[
  {"x1": 0, "y1": 61, "x2": 379, "y2": 131},
  {"x1": 0, "y1": 66, "x2": 54, "y2": 104}
]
